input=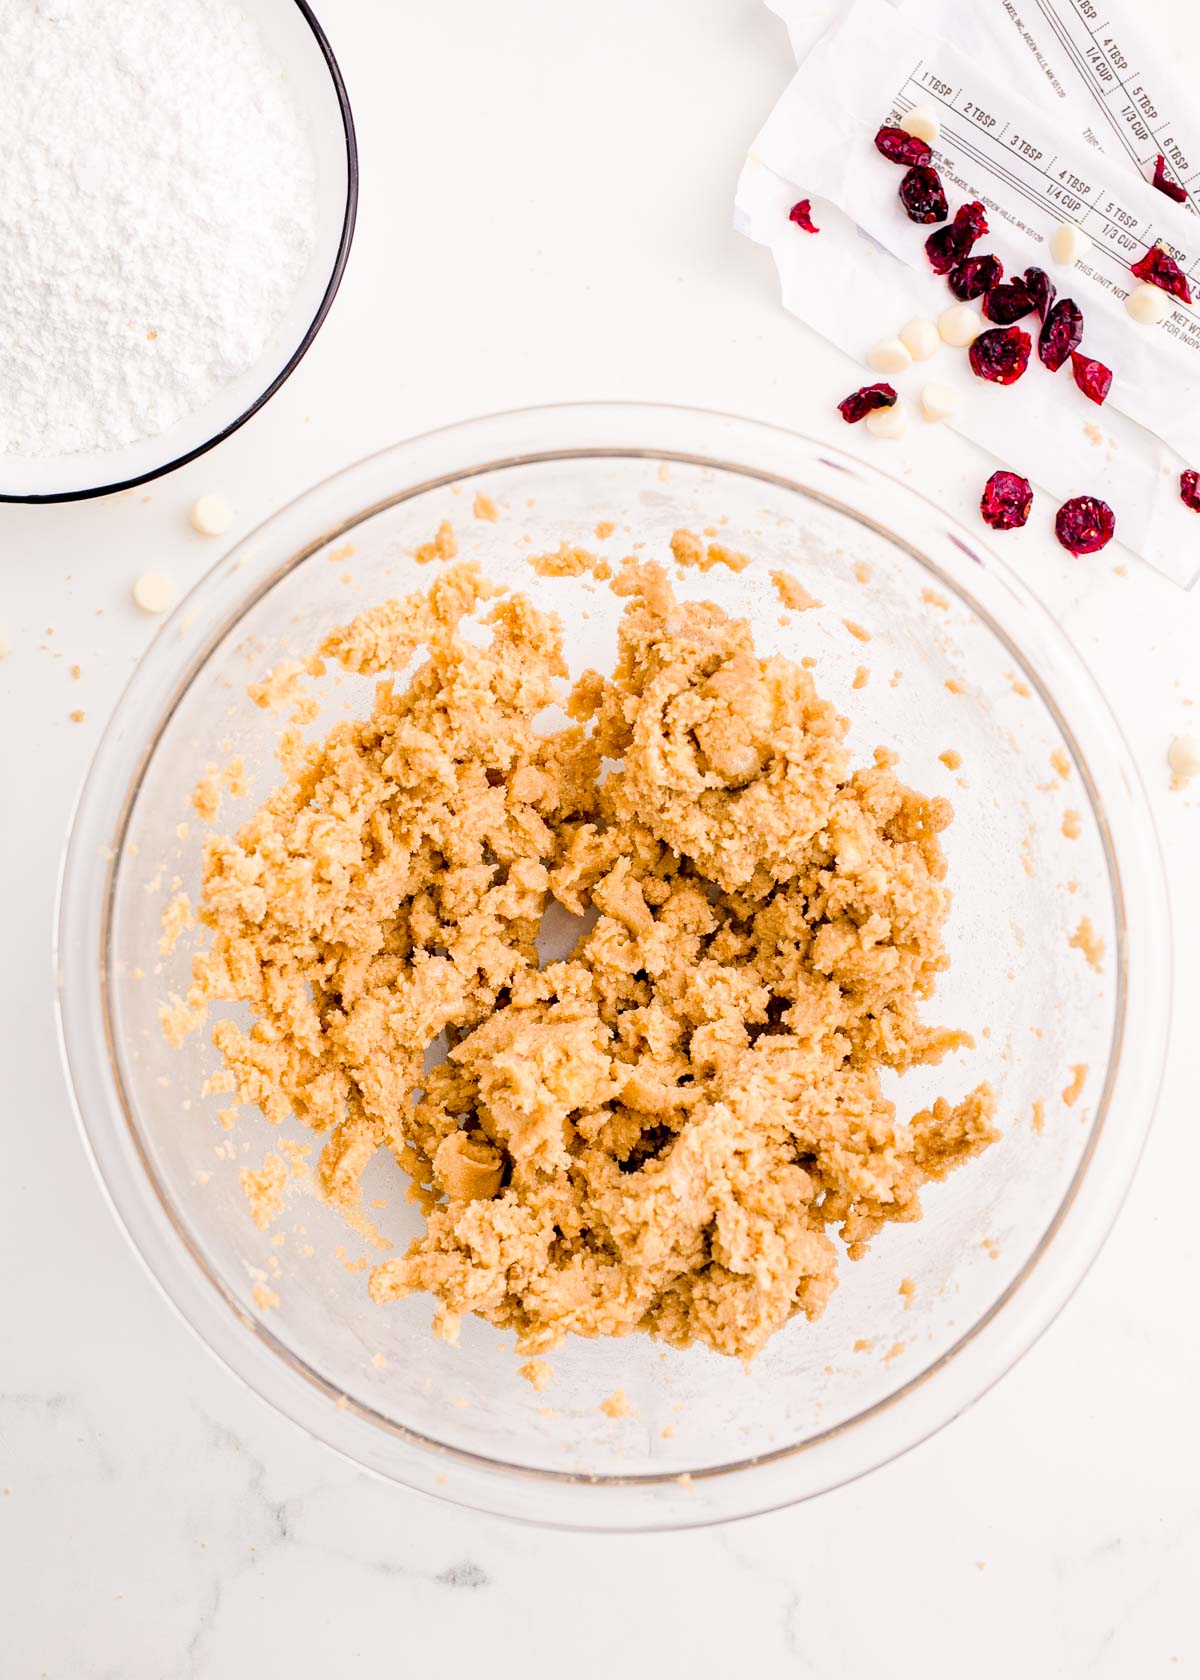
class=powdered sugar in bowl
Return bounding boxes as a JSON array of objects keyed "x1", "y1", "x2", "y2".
[{"x1": 0, "y1": 0, "x2": 356, "y2": 502}]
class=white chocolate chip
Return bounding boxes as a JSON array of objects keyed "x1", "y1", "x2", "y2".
[
  {"x1": 1125, "y1": 282, "x2": 1171, "y2": 325},
  {"x1": 900, "y1": 317, "x2": 939, "y2": 362},
  {"x1": 189, "y1": 493, "x2": 232, "y2": 537},
  {"x1": 938, "y1": 304, "x2": 983, "y2": 348},
  {"x1": 1050, "y1": 223, "x2": 1087, "y2": 267},
  {"x1": 132, "y1": 571, "x2": 176, "y2": 615},
  {"x1": 920, "y1": 382, "x2": 959, "y2": 422},
  {"x1": 867, "y1": 336, "x2": 912, "y2": 375},
  {"x1": 1168, "y1": 733, "x2": 1200, "y2": 778},
  {"x1": 900, "y1": 104, "x2": 940, "y2": 146},
  {"x1": 865, "y1": 402, "x2": 907, "y2": 440}
]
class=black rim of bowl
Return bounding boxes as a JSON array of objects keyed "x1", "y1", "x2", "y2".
[{"x1": 1, "y1": 0, "x2": 359, "y2": 506}]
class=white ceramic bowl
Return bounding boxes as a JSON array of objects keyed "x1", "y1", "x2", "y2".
[
  {"x1": 2, "y1": 0, "x2": 356, "y2": 504},
  {"x1": 56, "y1": 404, "x2": 1170, "y2": 1529}
]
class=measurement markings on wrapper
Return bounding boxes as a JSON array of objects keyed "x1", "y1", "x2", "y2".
[
  {"x1": 894, "y1": 60, "x2": 1200, "y2": 344},
  {"x1": 1029, "y1": 0, "x2": 1200, "y2": 213}
]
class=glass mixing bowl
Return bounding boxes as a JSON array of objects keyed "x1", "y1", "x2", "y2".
[{"x1": 55, "y1": 403, "x2": 1170, "y2": 1529}]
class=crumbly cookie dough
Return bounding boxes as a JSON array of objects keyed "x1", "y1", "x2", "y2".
[{"x1": 165, "y1": 547, "x2": 997, "y2": 1362}]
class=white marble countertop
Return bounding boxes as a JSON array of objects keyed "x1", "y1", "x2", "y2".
[{"x1": 2, "y1": 1, "x2": 1198, "y2": 1674}]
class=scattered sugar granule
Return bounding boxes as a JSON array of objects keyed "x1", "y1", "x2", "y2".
[
  {"x1": 189, "y1": 494, "x2": 231, "y2": 537},
  {"x1": 922, "y1": 587, "x2": 949, "y2": 609},
  {"x1": 518, "y1": 1359, "x2": 553, "y2": 1393},
  {"x1": 853, "y1": 1338, "x2": 873, "y2": 1353},
  {"x1": 771, "y1": 570, "x2": 821, "y2": 612},
  {"x1": 70, "y1": 663, "x2": 81, "y2": 680},
  {"x1": 852, "y1": 665, "x2": 870, "y2": 690},
  {"x1": 600, "y1": 1389, "x2": 631, "y2": 1419},
  {"x1": 1031, "y1": 1099, "x2": 1045, "y2": 1135},
  {"x1": 883, "y1": 1341, "x2": 906, "y2": 1362},
  {"x1": 252, "y1": 1281, "x2": 279, "y2": 1312},
  {"x1": 853, "y1": 560, "x2": 871, "y2": 584},
  {"x1": 69, "y1": 708, "x2": 85, "y2": 723},
  {"x1": 472, "y1": 493, "x2": 498, "y2": 522},
  {"x1": 414, "y1": 520, "x2": 458, "y2": 565},
  {"x1": 1062, "y1": 1064, "x2": 1088, "y2": 1107},
  {"x1": 1050, "y1": 748, "x2": 1071, "y2": 780},
  {"x1": 842, "y1": 618, "x2": 871, "y2": 642},
  {"x1": 945, "y1": 677, "x2": 966, "y2": 695},
  {"x1": 1062, "y1": 809, "x2": 1082, "y2": 840},
  {"x1": 1069, "y1": 916, "x2": 1105, "y2": 973}
]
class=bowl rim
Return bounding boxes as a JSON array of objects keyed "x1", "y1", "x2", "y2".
[
  {"x1": 53, "y1": 401, "x2": 1173, "y2": 1529},
  {"x1": 0, "y1": 0, "x2": 358, "y2": 507}
]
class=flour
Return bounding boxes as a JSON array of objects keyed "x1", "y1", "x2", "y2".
[{"x1": 0, "y1": 0, "x2": 318, "y2": 460}]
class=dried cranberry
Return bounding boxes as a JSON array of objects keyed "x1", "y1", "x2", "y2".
[
  {"x1": 925, "y1": 224, "x2": 962, "y2": 275},
  {"x1": 899, "y1": 165, "x2": 948, "y2": 224},
  {"x1": 1055, "y1": 496, "x2": 1115, "y2": 555},
  {"x1": 948, "y1": 254, "x2": 1003, "y2": 300},
  {"x1": 874, "y1": 126, "x2": 933, "y2": 168},
  {"x1": 982, "y1": 276, "x2": 1035, "y2": 324},
  {"x1": 925, "y1": 200, "x2": 988, "y2": 273},
  {"x1": 980, "y1": 471, "x2": 1033, "y2": 531},
  {"x1": 1131, "y1": 243, "x2": 1193, "y2": 304},
  {"x1": 1070, "y1": 351, "x2": 1112, "y2": 406},
  {"x1": 838, "y1": 382, "x2": 897, "y2": 423},
  {"x1": 969, "y1": 327, "x2": 1032, "y2": 385},
  {"x1": 1181, "y1": 470, "x2": 1200, "y2": 512},
  {"x1": 1023, "y1": 267, "x2": 1057, "y2": 322},
  {"x1": 788, "y1": 199, "x2": 819, "y2": 234},
  {"x1": 1152, "y1": 154, "x2": 1189, "y2": 204},
  {"x1": 953, "y1": 201, "x2": 989, "y2": 246},
  {"x1": 1038, "y1": 298, "x2": 1084, "y2": 372}
]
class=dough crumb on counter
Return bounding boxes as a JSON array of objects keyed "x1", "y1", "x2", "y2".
[
  {"x1": 165, "y1": 543, "x2": 998, "y2": 1364},
  {"x1": 473, "y1": 494, "x2": 499, "y2": 522},
  {"x1": 600, "y1": 1389, "x2": 632, "y2": 1419}
]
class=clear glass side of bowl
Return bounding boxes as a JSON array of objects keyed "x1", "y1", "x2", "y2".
[{"x1": 56, "y1": 406, "x2": 1170, "y2": 1528}]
